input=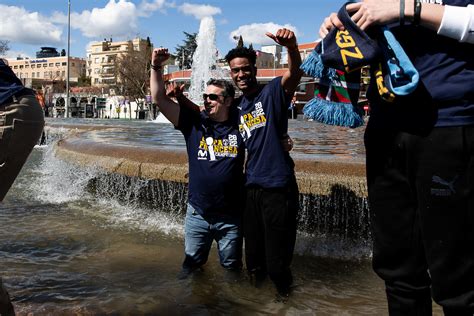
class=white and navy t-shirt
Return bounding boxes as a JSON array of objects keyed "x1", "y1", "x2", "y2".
[
  {"x1": 237, "y1": 77, "x2": 295, "y2": 188},
  {"x1": 177, "y1": 106, "x2": 245, "y2": 216}
]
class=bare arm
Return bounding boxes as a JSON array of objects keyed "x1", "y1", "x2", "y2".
[
  {"x1": 150, "y1": 48, "x2": 180, "y2": 126},
  {"x1": 319, "y1": 1, "x2": 447, "y2": 37},
  {"x1": 346, "y1": 1, "x2": 445, "y2": 32},
  {"x1": 266, "y1": 28, "x2": 304, "y2": 96}
]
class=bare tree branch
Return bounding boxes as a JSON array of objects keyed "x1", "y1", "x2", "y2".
[{"x1": 0, "y1": 40, "x2": 10, "y2": 56}]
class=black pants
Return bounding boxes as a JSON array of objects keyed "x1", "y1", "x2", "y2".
[
  {"x1": 365, "y1": 123, "x2": 474, "y2": 315},
  {"x1": 243, "y1": 178, "x2": 299, "y2": 292}
]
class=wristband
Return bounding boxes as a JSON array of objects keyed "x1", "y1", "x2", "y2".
[
  {"x1": 414, "y1": 0, "x2": 422, "y2": 26},
  {"x1": 150, "y1": 64, "x2": 162, "y2": 71},
  {"x1": 400, "y1": 0, "x2": 405, "y2": 26}
]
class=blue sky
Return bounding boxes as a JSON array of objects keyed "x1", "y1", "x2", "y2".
[{"x1": 0, "y1": 0, "x2": 347, "y2": 59}]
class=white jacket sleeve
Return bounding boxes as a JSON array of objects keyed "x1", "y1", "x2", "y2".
[{"x1": 437, "y1": 4, "x2": 474, "y2": 43}]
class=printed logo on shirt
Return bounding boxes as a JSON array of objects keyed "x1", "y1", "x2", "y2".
[
  {"x1": 431, "y1": 175, "x2": 458, "y2": 196},
  {"x1": 197, "y1": 134, "x2": 239, "y2": 161},
  {"x1": 238, "y1": 101, "x2": 267, "y2": 141}
]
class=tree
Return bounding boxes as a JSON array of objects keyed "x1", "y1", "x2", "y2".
[
  {"x1": 77, "y1": 74, "x2": 91, "y2": 87},
  {"x1": 115, "y1": 41, "x2": 152, "y2": 119},
  {"x1": 0, "y1": 40, "x2": 10, "y2": 56},
  {"x1": 237, "y1": 35, "x2": 244, "y2": 48},
  {"x1": 175, "y1": 32, "x2": 197, "y2": 69}
]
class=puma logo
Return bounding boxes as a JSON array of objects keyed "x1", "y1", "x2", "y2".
[{"x1": 431, "y1": 175, "x2": 458, "y2": 196}]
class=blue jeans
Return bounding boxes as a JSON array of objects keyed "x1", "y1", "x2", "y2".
[{"x1": 183, "y1": 204, "x2": 242, "y2": 271}]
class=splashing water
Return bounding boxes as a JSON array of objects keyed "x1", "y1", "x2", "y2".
[{"x1": 188, "y1": 16, "x2": 228, "y2": 104}]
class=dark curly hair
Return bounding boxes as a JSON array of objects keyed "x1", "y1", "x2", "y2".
[{"x1": 224, "y1": 46, "x2": 257, "y2": 66}]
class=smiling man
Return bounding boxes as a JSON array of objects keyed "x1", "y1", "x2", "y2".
[
  {"x1": 224, "y1": 28, "x2": 303, "y2": 300},
  {"x1": 150, "y1": 48, "x2": 245, "y2": 277}
]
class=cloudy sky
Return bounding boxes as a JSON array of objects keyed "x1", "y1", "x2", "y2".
[{"x1": 0, "y1": 0, "x2": 346, "y2": 59}]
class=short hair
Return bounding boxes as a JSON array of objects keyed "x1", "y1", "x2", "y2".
[
  {"x1": 206, "y1": 78, "x2": 235, "y2": 98},
  {"x1": 224, "y1": 46, "x2": 257, "y2": 66}
]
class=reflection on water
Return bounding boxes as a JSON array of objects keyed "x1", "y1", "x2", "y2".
[
  {"x1": 0, "y1": 132, "x2": 394, "y2": 314},
  {"x1": 45, "y1": 117, "x2": 367, "y2": 162}
]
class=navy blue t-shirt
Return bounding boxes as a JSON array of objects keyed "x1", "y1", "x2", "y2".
[
  {"x1": 0, "y1": 59, "x2": 25, "y2": 105},
  {"x1": 237, "y1": 77, "x2": 294, "y2": 188},
  {"x1": 368, "y1": 0, "x2": 474, "y2": 129},
  {"x1": 177, "y1": 106, "x2": 245, "y2": 216}
]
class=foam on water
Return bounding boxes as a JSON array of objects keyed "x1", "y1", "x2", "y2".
[{"x1": 23, "y1": 135, "x2": 183, "y2": 236}]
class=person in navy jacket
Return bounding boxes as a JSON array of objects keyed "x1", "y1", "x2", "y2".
[{"x1": 321, "y1": 1, "x2": 474, "y2": 314}]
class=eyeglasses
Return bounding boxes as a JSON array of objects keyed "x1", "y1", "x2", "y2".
[{"x1": 203, "y1": 93, "x2": 226, "y2": 101}]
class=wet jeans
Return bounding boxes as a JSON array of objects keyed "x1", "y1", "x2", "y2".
[
  {"x1": 0, "y1": 91, "x2": 44, "y2": 201},
  {"x1": 182, "y1": 204, "x2": 242, "y2": 271}
]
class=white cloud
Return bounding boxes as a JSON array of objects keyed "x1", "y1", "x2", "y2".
[
  {"x1": 3, "y1": 50, "x2": 32, "y2": 60},
  {"x1": 229, "y1": 23, "x2": 300, "y2": 46},
  {"x1": 70, "y1": 0, "x2": 139, "y2": 38},
  {"x1": 138, "y1": 0, "x2": 176, "y2": 16},
  {"x1": 50, "y1": 10, "x2": 68, "y2": 24},
  {"x1": 178, "y1": 3, "x2": 221, "y2": 20},
  {"x1": 0, "y1": 5, "x2": 62, "y2": 45}
]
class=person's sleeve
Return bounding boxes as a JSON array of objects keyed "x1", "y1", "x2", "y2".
[
  {"x1": 272, "y1": 77, "x2": 292, "y2": 109},
  {"x1": 176, "y1": 103, "x2": 198, "y2": 136},
  {"x1": 437, "y1": 4, "x2": 474, "y2": 44}
]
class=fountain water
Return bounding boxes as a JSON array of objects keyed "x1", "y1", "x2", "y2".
[
  {"x1": 153, "y1": 16, "x2": 223, "y2": 123},
  {"x1": 188, "y1": 16, "x2": 227, "y2": 104}
]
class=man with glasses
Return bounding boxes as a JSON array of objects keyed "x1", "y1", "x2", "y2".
[
  {"x1": 224, "y1": 28, "x2": 303, "y2": 300},
  {"x1": 150, "y1": 48, "x2": 245, "y2": 277}
]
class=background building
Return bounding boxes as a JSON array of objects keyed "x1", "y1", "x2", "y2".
[
  {"x1": 36, "y1": 47, "x2": 62, "y2": 58},
  {"x1": 6, "y1": 55, "x2": 86, "y2": 84},
  {"x1": 260, "y1": 44, "x2": 283, "y2": 68},
  {"x1": 87, "y1": 37, "x2": 150, "y2": 87}
]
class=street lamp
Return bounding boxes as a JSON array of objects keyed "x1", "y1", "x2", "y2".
[{"x1": 65, "y1": 0, "x2": 71, "y2": 118}]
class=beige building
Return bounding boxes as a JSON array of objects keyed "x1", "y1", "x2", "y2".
[
  {"x1": 87, "y1": 37, "x2": 150, "y2": 87},
  {"x1": 6, "y1": 56, "x2": 86, "y2": 83}
]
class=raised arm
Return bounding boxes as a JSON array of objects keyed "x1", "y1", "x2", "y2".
[
  {"x1": 320, "y1": 1, "x2": 474, "y2": 43},
  {"x1": 150, "y1": 48, "x2": 180, "y2": 126},
  {"x1": 266, "y1": 28, "x2": 304, "y2": 96}
]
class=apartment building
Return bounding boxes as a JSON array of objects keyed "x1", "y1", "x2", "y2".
[
  {"x1": 6, "y1": 55, "x2": 86, "y2": 83},
  {"x1": 87, "y1": 37, "x2": 150, "y2": 87}
]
